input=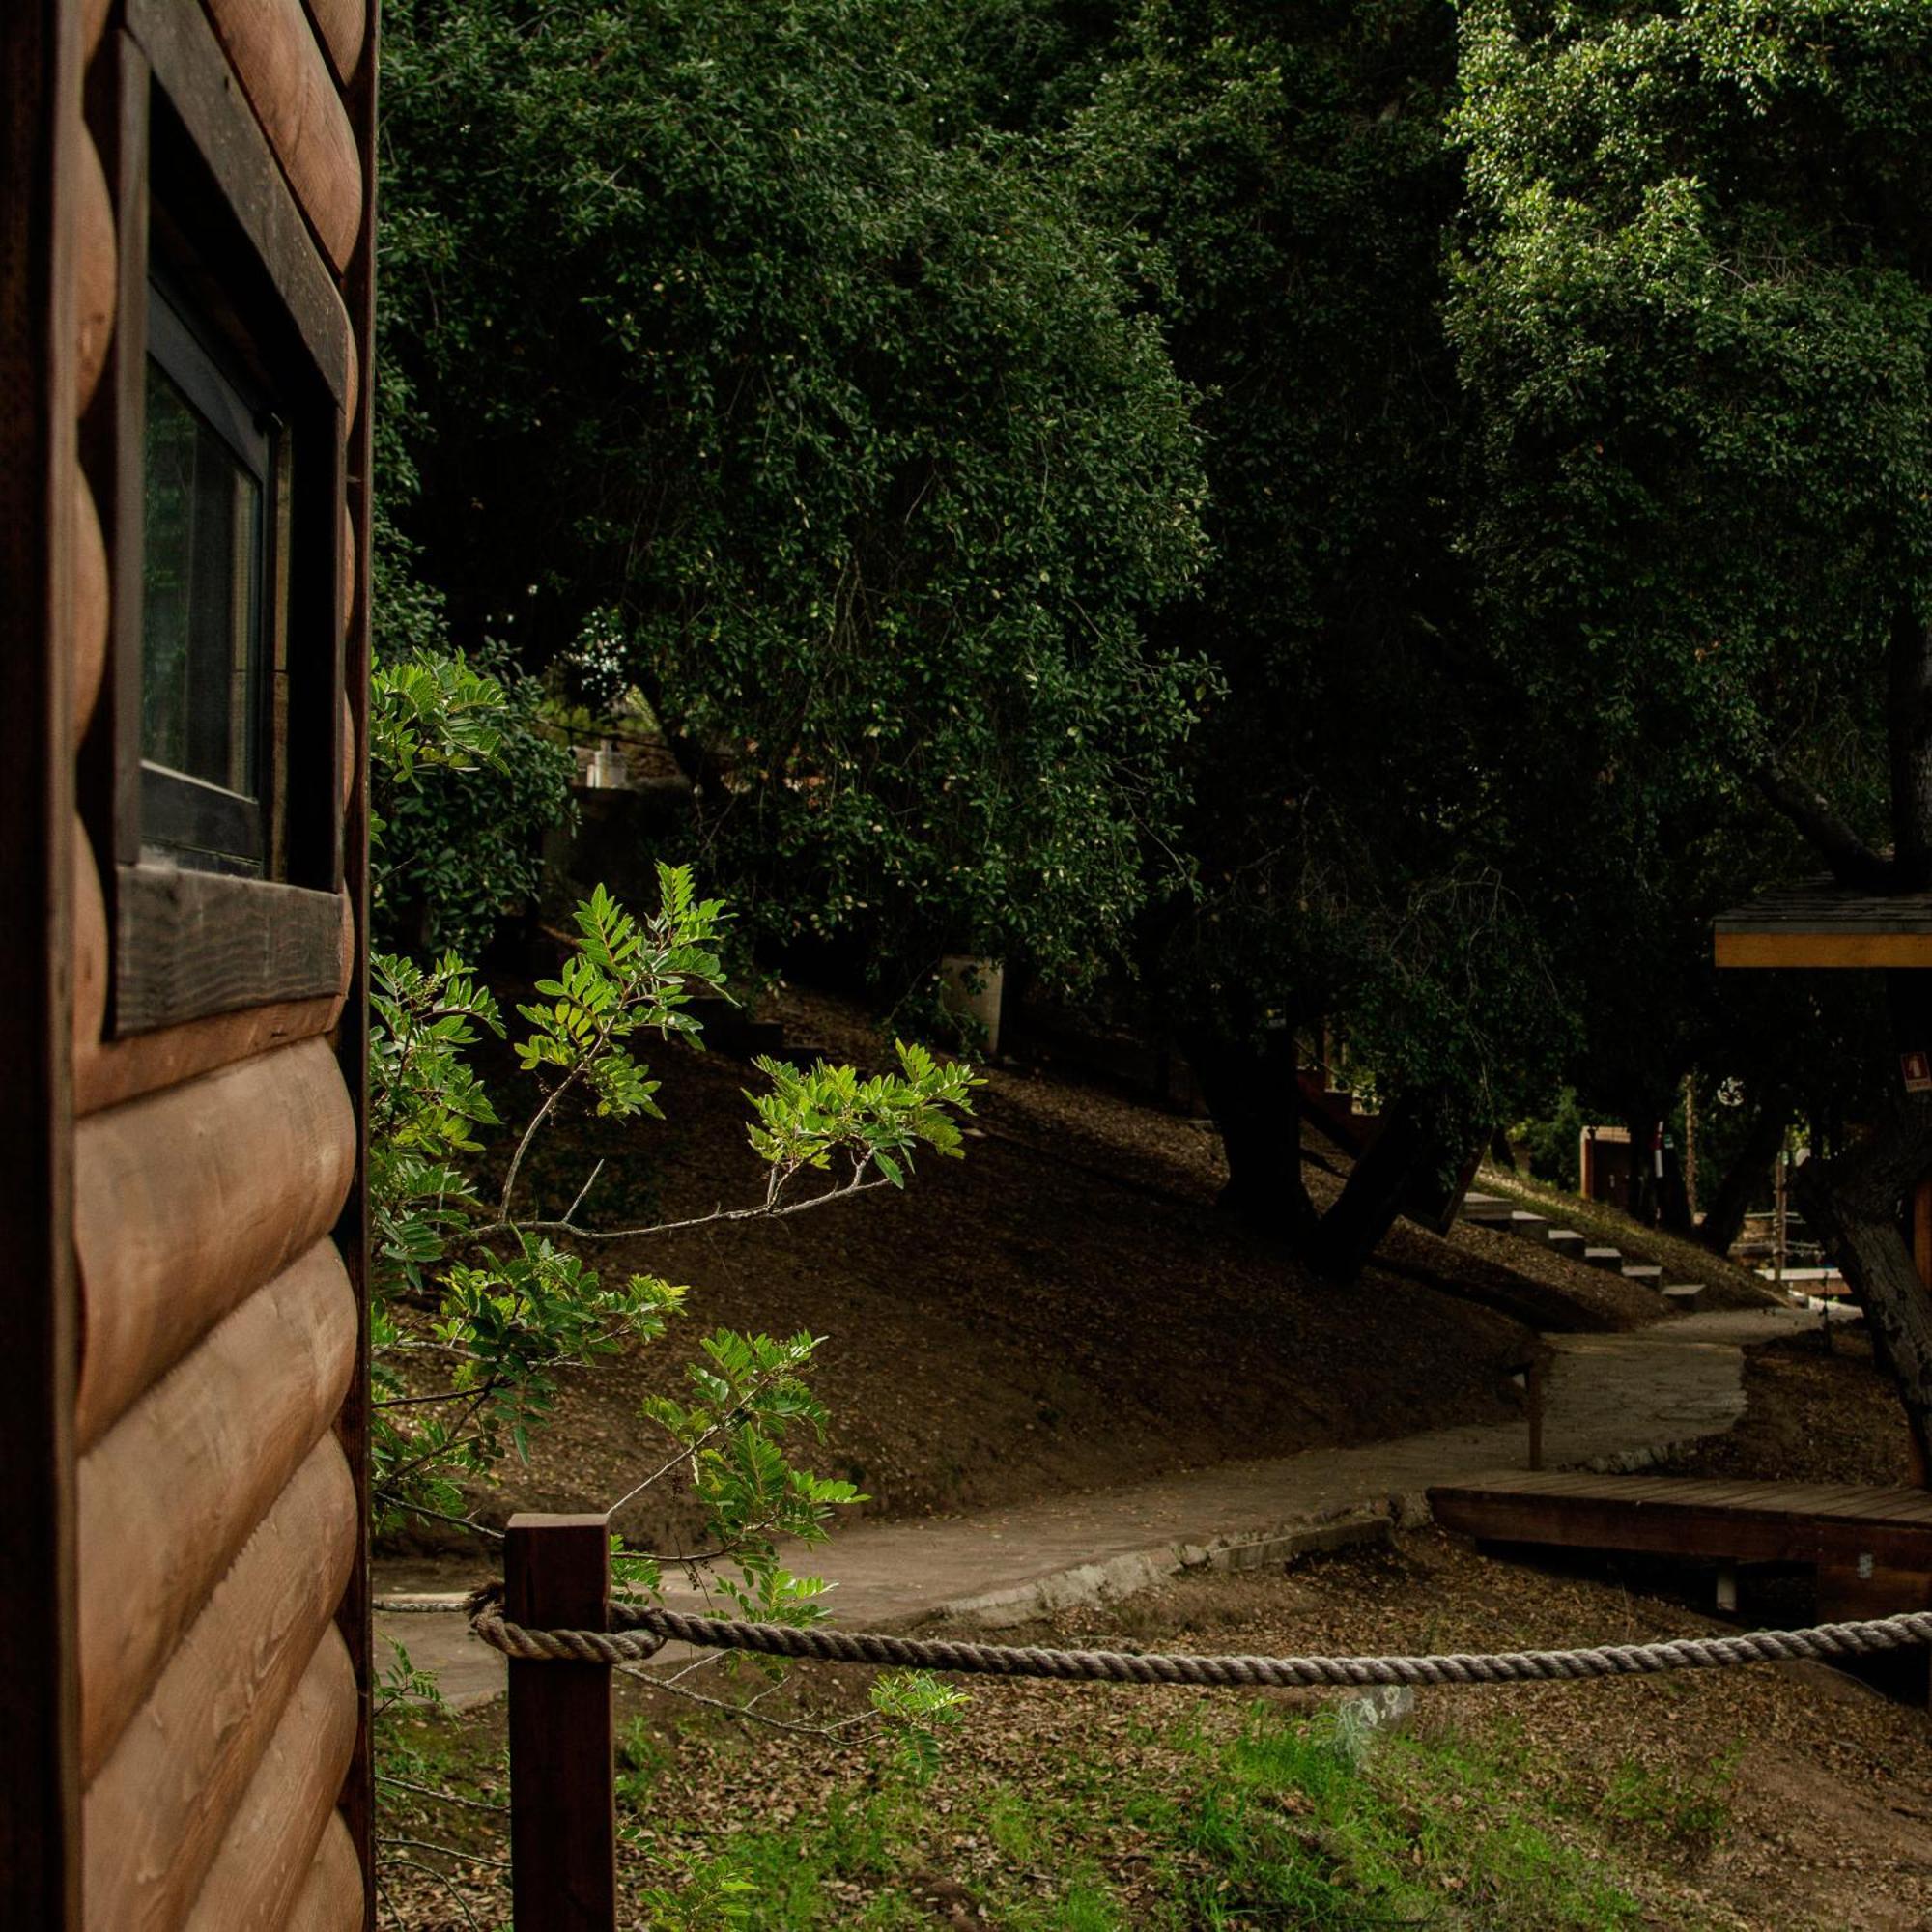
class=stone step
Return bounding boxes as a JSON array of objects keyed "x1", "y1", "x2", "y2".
[
  {"x1": 1462, "y1": 1195, "x2": 1515, "y2": 1225},
  {"x1": 1506, "y1": 1210, "x2": 1552, "y2": 1241},
  {"x1": 1582, "y1": 1246, "x2": 1625, "y2": 1271},
  {"x1": 1662, "y1": 1283, "x2": 1704, "y2": 1312},
  {"x1": 1620, "y1": 1264, "x2": 1664, "y2": 1286},
  {"x1": 1545, "y1": 1229, "x2": 1586, "y2": 1256}
]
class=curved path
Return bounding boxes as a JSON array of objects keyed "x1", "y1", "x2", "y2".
[{"x1": 378, "y1": 1305, "x2": 1809, "y2": 1708}]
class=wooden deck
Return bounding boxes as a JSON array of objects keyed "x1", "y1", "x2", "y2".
[{"x1": 1429, "y1": 1471, "x2": 1932, "y2": 1571}]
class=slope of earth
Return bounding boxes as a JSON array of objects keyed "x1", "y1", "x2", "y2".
[
  {"x1": 1662, "y1": 1323, "x2": 1915, "y2": 1490},
  {"x1": 410, "y1": 985, "x2": 1661, "y2": 1555}
]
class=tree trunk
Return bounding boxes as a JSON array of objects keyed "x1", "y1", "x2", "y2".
[
  {"x1": 1797, "y1": 971, "x2": 1932, "y2": 1472},
  {"x1": 1889, "y1": 603, "x2": 1932, "y2": 889},
  {"x1": 1622, "y1": 1110, "x2": 1661, "y2": 1227},
  {"x1": 1181, "y1": 1028, "x2": 1320, "y2": 1244},
  {"x1": 1796, "y1": 1114, "x2": 1932, "y2": 1475},
  {"x1": 1657, "y1": 1141, "x2": 1694, "y2": 1236},
  {"x1": 1697, "y1": 1096, "x2": 1790, "y2": 1256},
  {"x1": 1309, "y1": 1096, "x2": 1447, "y2": 1283}
]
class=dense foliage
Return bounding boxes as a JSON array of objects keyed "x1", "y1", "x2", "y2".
[
  {"x1": 381, "y1": 0, "x2": 1209, "y2": 988},
  {"x1": 374, "y1": 0, "x2": 1932, "y2": 1278},
  {"x1": 1449, "y1": 0, "x2": 1931, "y2": 1217},
  {"x1": 368, "y1": 365, "x2": 576, "y2": 957},
  {"x1": 1452, "y1": 0, "x2": 1932, "y2": 824},
  {"x1": 369, "y1": 648, "x2": 574, "y2": 956}
]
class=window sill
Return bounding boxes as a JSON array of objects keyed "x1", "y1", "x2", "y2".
[{"x1": 114, "y1": 862, "x2": 346, "y2": 1035}]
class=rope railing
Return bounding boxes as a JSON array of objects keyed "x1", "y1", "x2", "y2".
[
  {"x1": 479, "y1": 1513, "x2": 1932, "y2": 1931},
  {"x1": 469, "y1": 1588, "x2": 1932, "y2": 1690}
]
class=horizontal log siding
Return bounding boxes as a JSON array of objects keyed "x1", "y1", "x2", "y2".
[
  {"x1": 72, "y1": 1035, "x2": 355, "y2": 1444},
  {"x1": 73, "y1": 129, "x2": 113, "y2": 410},
  {"x1": 77, "y1": 1247, "x2": 356, "y2": 1775},
  {"x1": 300, "y1": 0, "x2": 367, "y2": 85},
  {"x1": 199, "y1": 0, "x2": 361, "y2": 270},
  {"x1": 64, "y1": 4, "x2": 378, "y2": 1920},
  {"x1": 283, "y1": 1816, "x2": 365, "y2": 1932},
  {"x1": 84, "y1": 1626, "x2": 355, "y2": 1932},
  {"x1": 71, "y1": 475, "x2": 105, "y2": 753},
  {"x1": 73, "y1": 992, "x2": 347, "y2": 1116},
  {"x1": 182, "y1": 1610, "x2": 361, "y2": 1929}
]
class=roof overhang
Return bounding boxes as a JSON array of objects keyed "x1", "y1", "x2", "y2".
[{"x1": 1714, "y1": 878, "x2": 1932, "y2": 968}]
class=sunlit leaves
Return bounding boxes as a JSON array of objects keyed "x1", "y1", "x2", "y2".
[
  {"x1": 513, "y1": 873, "x2": 728, "y2": 1124},
  {"x1": 745, "y1": 1039, "x2": 980, "y2": 1194},
  {"x1": 639, "y1": 1328, "x2": 865, "y2": 1627}
]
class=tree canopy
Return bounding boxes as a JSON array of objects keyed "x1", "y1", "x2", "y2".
[
  {"x1": 378, "y1": 0, "x2": 1932, "y2": 1304},
  {"x1": 381, "y1": 0, "x2": 1209, "y2": 991}
]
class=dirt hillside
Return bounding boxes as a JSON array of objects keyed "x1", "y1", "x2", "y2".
[{"x1": 421, "y1": 986, "x2": 1667, "y2": 1554}]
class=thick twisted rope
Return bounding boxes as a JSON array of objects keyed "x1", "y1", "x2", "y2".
[{"x1": 467, "y1": 1591, "x2": 1932, "y2": 1689}]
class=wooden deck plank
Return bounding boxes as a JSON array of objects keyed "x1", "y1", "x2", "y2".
[
  {"x1": 1822, "y1": 1492, "x2": 1932, "y2": 1522},
  {"x1": 1428, "y1": 1473, "x2": 1932, "y2": 1572}
]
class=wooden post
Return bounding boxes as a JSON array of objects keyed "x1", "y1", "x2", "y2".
[
  {"x1": 506, "y1": 1513, "x2": 617, "y2": 1932},
  {"x1": 1715, "y1": 1560, "x2": 1738, "y2": 1615},
  {"x1": 1683, "y1": 1076, "x2": 1698, "y2": 1223},
  {"x1": 1773, "y1": 1151, "x2": 1789, "y2": 1295},
  {"x1": 1909, "y1": 1178, "x2": 1932, "y2": 1490}
]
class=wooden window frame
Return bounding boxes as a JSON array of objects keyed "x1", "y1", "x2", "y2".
[{"x1": 85, "y1": 4, "x2": 352, "y2": 1036}]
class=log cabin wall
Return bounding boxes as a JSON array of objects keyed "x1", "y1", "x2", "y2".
[{"x1": 3, "y1": 0, "x2": 376, "y2": 1924}]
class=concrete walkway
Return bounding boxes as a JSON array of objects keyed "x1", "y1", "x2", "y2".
[{"x1": 377, "y1": 1305, "x2": 1808, "y2": 1709}]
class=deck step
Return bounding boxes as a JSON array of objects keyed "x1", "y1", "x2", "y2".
[{"x1": 1582, "y1": 1246, "x2": 1625, "y2": 1271}]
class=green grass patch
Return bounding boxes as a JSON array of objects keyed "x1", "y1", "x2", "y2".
[
  {"x1": 618, "y1": 1701, "x2": 1691, "y2": 1929},
  {"x1": 376, "y1": 1677, "x2": 1741, "y2": 1928}
]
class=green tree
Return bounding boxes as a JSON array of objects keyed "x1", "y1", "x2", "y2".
[
  {"x1": 380, "y1": 0, "x2": 1208, "y2": 993},
  {"x1": 367, "y1": 347, "x2": 575, "y2": 959},
  {"x1": 1069, "y1": 0, "x2": 1565, "y2": 1273},
  {"x1": 1451, "y1": 0, "x2": 1932, "y2": 1448},
  {"x1": 366, "y1": 678, "x2": 976, "y2": 1861}
]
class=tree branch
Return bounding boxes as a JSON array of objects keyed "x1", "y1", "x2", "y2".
[
  {"x1": 1749, "y1": 761, "x2": 1894, "y2": 890},
  {"x1": 480, "y1": 1172, "x2": 891, "y2": 1246},
  {"x1": 618, "y1": 1663, "x2": 876, "y2": 1739}
]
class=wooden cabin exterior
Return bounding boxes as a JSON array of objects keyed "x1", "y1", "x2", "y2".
[{"x1": 4, "y1": 1, "x2": 375, "y2": 1924}]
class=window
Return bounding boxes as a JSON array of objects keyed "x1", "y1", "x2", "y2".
[
  {"x1": 139, "y1": 275, "x2": 281, "y2": 875},
  {"x1": 83, "y1": 13, "x2": 357, "y2": 1035}
]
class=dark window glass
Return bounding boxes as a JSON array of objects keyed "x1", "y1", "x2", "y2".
[
  {"x1": 140, "y1": 360, "x2": 263, "y2": 796},
  {"x1": 138, "y1": 280, "x2": 277, "y2": 875}
]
